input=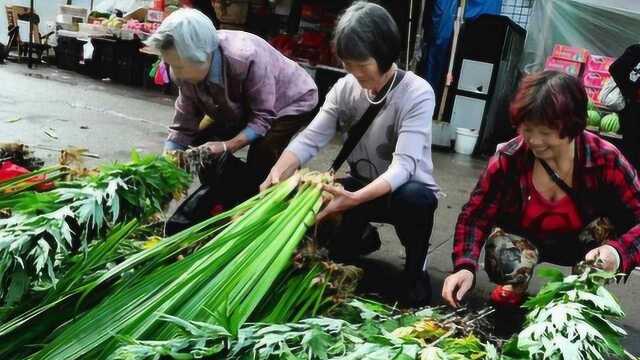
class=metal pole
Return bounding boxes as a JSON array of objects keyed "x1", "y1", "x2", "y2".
[
  {"x1": 28, "y1": 0, "x2": 34, "y2": 68},
  {"x1": 436, "y1": 0, "x2": 466, "y2": 121},
  {"x1": 405, "y1": 0, "x2": 414, "y2": 69}
]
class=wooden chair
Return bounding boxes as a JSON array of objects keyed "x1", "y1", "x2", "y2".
[{"x1": 5, "y1": 5, "x2": 53, "y2": 63}]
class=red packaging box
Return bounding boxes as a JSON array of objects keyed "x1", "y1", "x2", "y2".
[
  {"x1": 551, "y1": 44, "x2": 590, "y2": 63},
  {"x1": 582, "y1": 71, "x2": 610, "y2": 88},
  {"x1": 585, "y1": 55, "x2": 615, "y2": 74},
  {"x1": 545, "y1": 56, "x2": 582, "y2": 77}
]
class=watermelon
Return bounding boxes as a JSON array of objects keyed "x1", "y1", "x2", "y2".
[
  {"x1": 588, "y1": 100, "x2": 597, "y2": 112},
  {"x1": 587, "y1": 110, "x2": 601, "y2": 127},
  {"x1": 600, "y1": 113, "x2": 620, "y2": 133}
]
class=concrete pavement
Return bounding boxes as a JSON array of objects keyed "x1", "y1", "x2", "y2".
[{"x1": 1, "y1": 62, "x2": 638, "y2": 354}]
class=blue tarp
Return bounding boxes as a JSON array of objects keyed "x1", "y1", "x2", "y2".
[{"x1": 421, "y1": 0, "x2": 503, "y2": 103}]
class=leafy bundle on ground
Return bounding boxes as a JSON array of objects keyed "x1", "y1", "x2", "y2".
[
  {"x1": 27, "y1": 172, "x2": 355, "y2": 360},
  {"x1": 0, "y1": 152, "x2": 190, "y2": 307},
  {"x1": 502, "y1": 262, "x2": 636, "y2": 360}
]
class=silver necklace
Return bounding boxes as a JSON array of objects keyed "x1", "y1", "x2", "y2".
[{"x1": 365, "y1": 70, "x2": 398, "y2": 105}]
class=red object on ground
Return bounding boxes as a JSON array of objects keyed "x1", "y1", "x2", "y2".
[
  {"x1": 0, "y1": 161, "x2": 54, "y2": 191},
  {"x1": 490, "y1": 285, "x2": 526, "y2": 307}
]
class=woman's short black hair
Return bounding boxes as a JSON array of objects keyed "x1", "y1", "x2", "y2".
[{"x1": 334, "y1": 1, "x2": 401, "y2": 73}]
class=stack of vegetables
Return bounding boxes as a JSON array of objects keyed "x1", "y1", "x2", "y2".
[
  {"x1": 1, "y1": 150, "x2": 636, "y2": 359},
  {"x1": 110, "y1": 264, "x2": 636, "y2": 360},
  {"x1": 112, "y1": 299, "x2": 498, "y2": 360},
  {"x1": 0, "y1": 151, "x2": 191, "y2": 310},
  {"x1": 502, "y1": 262, "x2": 636, "y2": 360},
  {"x1": 9, "y1": 171, "x2": 352, "y2": 359}
]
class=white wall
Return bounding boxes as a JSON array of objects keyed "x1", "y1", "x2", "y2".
[{"x1": 1, "y1": 0, "x2": 69, "y2": 44}]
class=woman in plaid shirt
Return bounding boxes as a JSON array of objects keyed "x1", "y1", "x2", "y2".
[{"x1": 442, "y1": 71, "x2": 640, "y2": 308}]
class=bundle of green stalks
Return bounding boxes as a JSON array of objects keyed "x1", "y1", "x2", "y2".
[
  {"x1": 25, "y1": 171, "x2": 345, "y2": 360},
  {"x1": 0, "y1": 152, "x2": 190, "y2": 307}
]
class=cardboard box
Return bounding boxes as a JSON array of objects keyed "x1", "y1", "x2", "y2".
[
  {"x1": 585, "y1": 86, "x2": 602, "y2": 106},
  {"x1": 582, "y1": 71, "x2": 610, "y2": 88},
  {"x1": 551, "y1": 44, "x2": 590, "y2": 63},
  {"x1": 585, "y1": 55, "x2": 615, "y2": 73},
  {"x1": 146, "y1": 9, "x2": 164, "y2": 23},
  {"x1": 59, "y1": 5, "x2": 88, "y2": 20},
  {"x1": 544, "y1": 57, "x2": 582, "y2": 77}
]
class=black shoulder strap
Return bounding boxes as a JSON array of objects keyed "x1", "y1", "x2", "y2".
[
  {"x1": 330, "y1": 70, "x2": 406, "y2": 172},
  {"x1": 538, "y1": 158, "x2": 578, "y2": 203}
]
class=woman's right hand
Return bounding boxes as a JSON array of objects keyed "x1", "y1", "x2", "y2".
[
  {"x1": 259, "y1": 151, "x2": 300, "y2": 192},
  {"x1": 442, "y1": 269, "x2": 475, "y2": 308}
]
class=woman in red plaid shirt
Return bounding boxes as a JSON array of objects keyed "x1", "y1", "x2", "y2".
[{"x1": 442, "y1": 71, "x2": 640, "y2": 308}]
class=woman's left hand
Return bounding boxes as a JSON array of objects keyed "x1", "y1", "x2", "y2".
[
  {"x1": 585, "y1": 245, "x2": 620, "y2": 273},
  {"x1": 316, "y1": 184, "x2": 363, "y2": 223}
]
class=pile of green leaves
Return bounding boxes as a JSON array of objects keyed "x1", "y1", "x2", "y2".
[
  {"x1": 0, "y1": 220, "x2": 142, "y2": 358},
  {"x1": 27, "y1": 173, "x2": 333, "y2": 360},
  {"x1": 112, "y1": 299, "x2": 497, "y2": 360},
  {"x1": 501, "y1": 264, "x2": 635, "y2": 360},
  {"x1": 0, "y1": 152, "x2": 190, "y2": 306}
]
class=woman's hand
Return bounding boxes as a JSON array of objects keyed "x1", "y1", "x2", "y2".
[
  {"x1": 585, "y1": 245, "x2": 620, "y2": 272},
  {"x1": 259, "y1": 151, "x2": 300, "y2": 192},
  {"x1": 442, "y1": 269, "x2": 475, "y2": 308},
  {"x1": 316, "y1": 184, "x2": 363, "y2": 223},
  {"x1": 200, "y1": 141, "x2": 228, "y2": 158}
]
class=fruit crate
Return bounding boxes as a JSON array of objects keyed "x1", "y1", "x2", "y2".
[
  {"x1": 112, "y1": 38, "x2": 145, "y2": 86},
  {"x1": 91, "y1": 37, "x2": 117, "y2": 79},
  {"x1": 55, "y1": 35, "x2": 87, "y2": 72}
]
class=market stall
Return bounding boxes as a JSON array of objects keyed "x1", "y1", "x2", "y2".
[
  {"x1": 46, "y1": 0, "x2": 423, "y2": 99},
  {"x1": 475, "y1": 0, "x2": 640, "y2": 162}
]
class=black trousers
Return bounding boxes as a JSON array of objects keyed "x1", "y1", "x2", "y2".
[{"x1": 322, "y1": 176, "x2": 438, "y2": 305}]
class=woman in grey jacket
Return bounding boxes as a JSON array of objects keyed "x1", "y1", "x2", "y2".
[{"x1": 261, "y1": 1, "x2": 439, "y2": 306}]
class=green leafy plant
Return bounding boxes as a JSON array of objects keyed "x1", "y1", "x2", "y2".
[
  {"x1": 502, "y1": 263, "x2": 636, "y2": 360},
  {"x1": 0, "y1": 152, "x2": 190, "y2": 305},
  {"x1": 29, "y1": 172, "x2": 332, "y2": 360}
]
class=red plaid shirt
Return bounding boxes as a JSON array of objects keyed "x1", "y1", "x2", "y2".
[{"x1": 453, "y1": 131, "x2": 640, "y2": 274}]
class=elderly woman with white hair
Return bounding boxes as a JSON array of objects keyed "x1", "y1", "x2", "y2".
[
  {"x1": 261, "y1": 1, "x2": 439, "y2": 306},
  {"x1": 145, "y1": 8, "x2": 318, "y2": 209}
]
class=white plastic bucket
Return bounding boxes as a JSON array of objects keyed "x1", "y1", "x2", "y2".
[{"x1": 454, "y1": 128, "x2": 479, "y2": 155}]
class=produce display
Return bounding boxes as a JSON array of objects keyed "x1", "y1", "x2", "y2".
[
  {"x1": 0, "y1": 152, "x2": 190, "y2": 307},
  {"x1": 0, "y1": 153, "x2": 636, "y2": 359},
  {"x1": 101, "y1": 14, "x2": 126, "y2": 30},
  {"x1": 124, "y1": 19, "x2": 161, "y2": 35}
]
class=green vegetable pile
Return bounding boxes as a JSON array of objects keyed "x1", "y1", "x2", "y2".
[{"x1": 0, "y1": 153, "x2": 636, "y2": 360}]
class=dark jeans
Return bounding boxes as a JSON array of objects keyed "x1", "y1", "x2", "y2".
[
  {"x1": 322, "y1": 177, "x2": 438, "y2": 304},
  {"x1": 193, "y1": 111, "x2": 313, "y2": 208}
]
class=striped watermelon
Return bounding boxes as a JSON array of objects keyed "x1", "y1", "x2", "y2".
[
  {"x1": 600, "y1": 113, "x2": 620, "y2": 133},
  {"x1": 587, "y1": 110, "x2": 601, "y2": 127}
]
